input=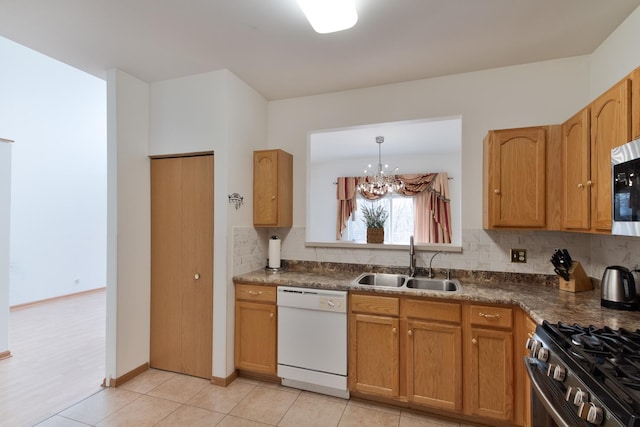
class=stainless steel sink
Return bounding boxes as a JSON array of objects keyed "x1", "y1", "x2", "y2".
[
  {"x1": 354, "y1": 273, "x2": 408, "y2": 288},
  {"x1": 405, "y1": 278, "x2": 461, "y2": 292},
  {"x1": 352, "y1": 273, "x2": 460, "y2": 292}
]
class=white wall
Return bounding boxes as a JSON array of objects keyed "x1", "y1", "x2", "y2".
[
  {"x1": 590, "y1": 5, "x2": 640, "y2": 98},
  {"x1": 0, "y1": 37, "x2": 106, "y2": 305},
  {"x1": 0, "y1": 139, "x2": 12, "y2": 354},
  {"x1": 148, "y1": 69, "x2": 267, "y2": 378},
  {"x1": 106, "y1": 69, "x2": 150, "y2": 381}
]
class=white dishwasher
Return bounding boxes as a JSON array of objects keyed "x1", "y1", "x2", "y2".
[{"x1": 277, "y1": 286, "x2": 349, "y2": 399}]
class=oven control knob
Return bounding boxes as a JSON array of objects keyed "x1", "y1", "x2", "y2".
[
  {"x1": 565, "y1": 386, "x2": 576, "y2": 402},
  {"x1": 578, "y1": 402, "x2": 604, "y2": 425},
  {"x1": 537, "y1": 347, "x2": 549, "y2": 362},
  {"x1": 574, "y1": 388, "x2": 588, "y2": 406},
  {"x1": 546, "y1": 364, "x2": 566, "y2": 382},
  {"x1": 525, "y1": 337, "x2": 536, "y2": 350},
  {"x1": 528, "y1": 339, "x2": 541, "y2": 357}
]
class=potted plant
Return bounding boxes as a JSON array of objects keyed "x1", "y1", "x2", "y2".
[{"x1": 361, "y1": 204, "x2": 388, "y2": 243}]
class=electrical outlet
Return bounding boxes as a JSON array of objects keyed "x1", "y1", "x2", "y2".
[{"x1": 510, "y1": 249, "x2": 527, "y2": 263}]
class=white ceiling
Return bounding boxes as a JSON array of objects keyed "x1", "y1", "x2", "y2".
[{"x1": 1, "y1": 0, "x2": 639, "y2": 100}]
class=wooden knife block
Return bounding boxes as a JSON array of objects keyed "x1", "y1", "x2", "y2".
[{"x1": 558, "y1": 261, "x2": 592, "y2": 292}]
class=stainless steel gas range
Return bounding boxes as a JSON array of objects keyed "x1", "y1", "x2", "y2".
[{"x1": 526, "y1": 321, "x2": 640, "y2": 427}]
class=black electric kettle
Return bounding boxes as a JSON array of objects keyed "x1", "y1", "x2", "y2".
[{"x1": 601, "y1": 266, "x2": 638, "y2": 311}]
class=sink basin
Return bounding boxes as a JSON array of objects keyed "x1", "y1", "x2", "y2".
[
  {"x1": 352, "y1": 273, "x2": 461, "y2": 292},
  {"x1": 354, "y1": 273, "x2": 407, "y2": 288},
  {"x1": 405, "y1": 278, "x2": 461, "y2": 292}
]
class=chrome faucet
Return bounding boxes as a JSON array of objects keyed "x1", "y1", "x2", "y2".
[
  {"x1": 409, "y1": 235, "x2": 416, "y2": 277},
  {"x1": 427, "y1": 251, "x2": 443, "y2": 278}
]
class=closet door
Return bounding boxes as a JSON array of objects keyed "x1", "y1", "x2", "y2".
[{"x1": 150, "y1": 154, "x2": 214, "y2": 379}]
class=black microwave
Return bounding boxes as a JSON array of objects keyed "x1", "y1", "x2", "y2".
[{"x1": 612, "y1": 137, "x2": 640, "y2": 236}]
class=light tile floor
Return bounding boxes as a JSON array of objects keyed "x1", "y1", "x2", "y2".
[{"x1": 35, "y1": 369, "x2": 479, "y2": 427}]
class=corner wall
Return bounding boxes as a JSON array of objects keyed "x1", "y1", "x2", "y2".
[
  {"x1": 0, "y1": 139, "x2": 12, "y2": 355},
  {"x1": 106, "y1": 69, "x2": 151, "y2": 382}
]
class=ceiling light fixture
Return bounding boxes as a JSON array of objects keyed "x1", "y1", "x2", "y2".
[
  {"x1": 358, "y1": 136, "x2": 404, "y2": 196},
  {"x1": 295, "y1": 0, "x2": 358, "y2": 34}
]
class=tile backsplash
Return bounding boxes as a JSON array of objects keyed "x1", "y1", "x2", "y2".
[{"x1": 232, "y1": 226, "x2": 640, "y2": 280}]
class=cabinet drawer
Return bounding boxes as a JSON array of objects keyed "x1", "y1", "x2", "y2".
[
  {"x1": 469, "y1": 304, "x2": 513, "y2": 329},
  {"x1": 404, "y1": 299, "x2": 461, "y2": 323},
  {"x1": 235, "y1": 283, "x2": 276, "y2": 303},
  {"x1": 351, "y1": 294, "x2": 399, "y2": 316}
]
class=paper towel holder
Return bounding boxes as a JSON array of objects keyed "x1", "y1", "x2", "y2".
[{"x1": 266, "y1": 235, "x2": 282, "y2": 272}]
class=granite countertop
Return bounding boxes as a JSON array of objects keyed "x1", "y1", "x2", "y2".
[{"x1": 233, "y1": 261, "x2": 640, "y2": 330}]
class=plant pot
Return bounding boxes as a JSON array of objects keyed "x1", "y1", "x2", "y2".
[{"x1": 367, "y1": 228, "x2": 384, "y2": 244}]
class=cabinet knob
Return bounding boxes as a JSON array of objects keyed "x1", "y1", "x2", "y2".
[
  {"x1": 194, "y1": 273, "x2": 200, "y2": 280},
  {"x1": 271, "y1": 195, "x2": 276, "y2": 200},
  {"x1": 586, "y1": 180, "x2": 593, "y2": 187},
  {"x1": 494, "y1": 189, "x2": 500, "y2": 194},
  {"x1": 408, "y1": 330, "x2": 413, "y2": 336},
  {"x1": 472, "y1": 338, "x2": 478, "y2": 345},
  {"x1": 577, "y1": 183, "x2": 584, "y2": 189},
  {"x1": 392, "y1": 327, "x2": 397, "y2": 334},
  {"x1": 270, "y1": 312, "x2": 275, "y2": 318}
]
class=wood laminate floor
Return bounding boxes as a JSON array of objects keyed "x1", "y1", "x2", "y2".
[{"x1": 0, "y1": 289, "x2": 105, "y2": 427}]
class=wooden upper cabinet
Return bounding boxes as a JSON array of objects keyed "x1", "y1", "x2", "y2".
[
  {"x1": 632, "y1": 67, "x2": 640, "y2": 141},
  {"x1": 483, "y1": 127, "x2": 547, "y2": 229},
  {"x1": 253, "y1": 149, "x2": 293, "y2": 227},
  {"x1": 590, "y1": 79, "x2": 631, "y2": 232},
  {"x1": 561, "y1": 108, "x2": 591, "y2": 230}
]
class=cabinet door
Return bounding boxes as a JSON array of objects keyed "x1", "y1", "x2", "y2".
[
  {"x1": 561, "y1": 108, "x2": 591, "y2": 230},
  {"x1": 590, "y1": 80, "x2": 631, "y2": 231},
  {"x1": 484, "y1": 127, "x2": 546, "y2": 228},
  {"x1": 407, "y1": 320, "x2": 462, "y2": 412},
  {"x1": 468, "y1": 328, "x2": 514, "y2": 422},
  {"x1": 235, "y1": 300, "x2": 277, "y2": 375},
  {"x1": 349, "y1": 313, "x2": 399, "y2": 397},
  {"x1": 253, "y1": 150, "x2": 293, "y2": 227},
  {"x1": 632, "y1": 68, "x2": 640, "y2": 141}
]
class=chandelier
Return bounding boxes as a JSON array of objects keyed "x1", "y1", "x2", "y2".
[{"x1": 358, "y1": 136, "x2": 404, "y2": 196}]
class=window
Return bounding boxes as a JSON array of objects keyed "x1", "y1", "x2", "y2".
[{"x1": 342, "y1": 194, "x2": 415, "y2": 244}]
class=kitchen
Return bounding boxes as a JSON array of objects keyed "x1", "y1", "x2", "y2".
[{"x1": 3, "y1": 1, "x2": 640, "y2": 426}]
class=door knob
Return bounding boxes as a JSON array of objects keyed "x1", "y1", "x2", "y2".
[{"x1": 194, "y1": 273, "x2": 200, "y2": 280}]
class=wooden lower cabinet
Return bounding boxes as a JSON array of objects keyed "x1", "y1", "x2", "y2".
[
  {"x1": 349, "y1": 295, "x2": 521, "y2": 425},
  {"x1": 349, "y1": 313, "x2": 400, "y2": 397},
  {"x1": 234, "y1": 284, "x2": 277, "y2": 375},
  {"x1": 521, "y1": 313, "x2": 537, "y2": 427},
  {"x1": 407, "y1": 319, "x2": 462, "y2": 411},
  {"x1": 349, "y1": 294, "x2": 465, "y2": 413},
  {"x1": 465, "y1": 304, "x2": 515, "y2": 423}
]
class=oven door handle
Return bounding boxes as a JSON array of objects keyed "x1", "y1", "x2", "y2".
[{"x1": 525, "y1": 357, "x2": 572, "y2": 427}]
